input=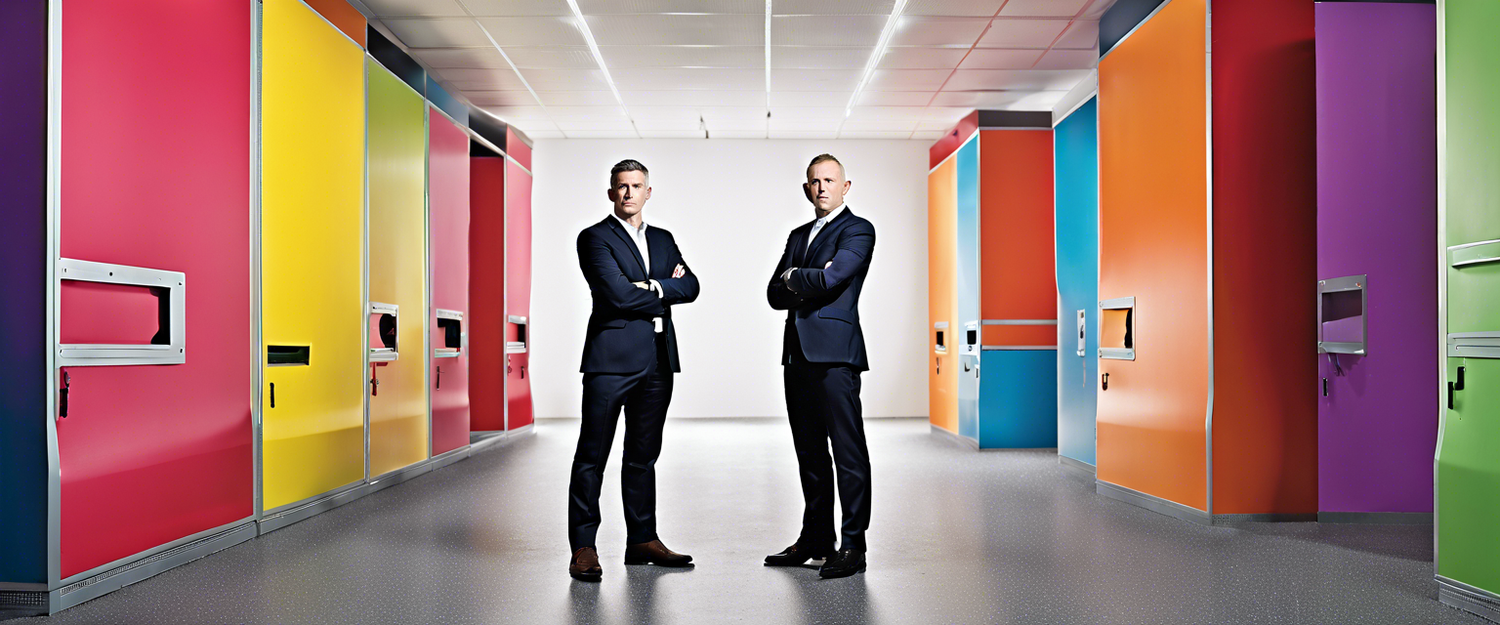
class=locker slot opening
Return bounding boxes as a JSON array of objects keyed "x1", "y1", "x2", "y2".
[
  {"x1": 1318, "y1": 275, "x2": 1366, "y2": 355},
  {"x1": 436, "y1": 309, "x2": 463, "y2": 357},
  {"x1": 370, "y1": 302, "x2": 399, "y2": 362},
  {"x1": 57, "y1": 259, "x2": 186, "y2": 367},
  {"x1": 507, "y1": 315, "x2": 528, "y2": 354},
  {"x1": 1100, "y1": 297, "x2": 1135, "y2": 360},
  {"x1": 268, "y1": 345, "x2": 310, "y2": 366}
]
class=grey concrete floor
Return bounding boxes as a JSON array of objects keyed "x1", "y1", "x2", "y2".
[{"x1": 11, "y1": 417, "x2": 1483, "y2": 624}]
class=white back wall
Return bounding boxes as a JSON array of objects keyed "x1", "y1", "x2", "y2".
[{"x1": 528, "y1": 139, "x2": 930, "y2": 418}]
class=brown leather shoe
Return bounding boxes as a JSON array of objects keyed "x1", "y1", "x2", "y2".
[
  {"x1": 624, "y1": 539, "x2": 694, "y2": 567},
  {"x1": 569, "y1": 547, "x2": 602, "y2": 582}
]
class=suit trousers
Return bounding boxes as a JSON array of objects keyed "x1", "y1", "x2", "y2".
[
  {"x1": 568, "y1": 335, "x2": 673, "y2": 551},
  {"x1": 783, "y1": 347, "x2": 871, "y2": 552}
]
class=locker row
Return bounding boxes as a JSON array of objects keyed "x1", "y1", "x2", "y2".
[
  {"x1": 0, "y1": 0, "x2": 533, "y2": 616},
  {"x1": 927, "y1": 1, "x2": 1498, "y2": 622}
]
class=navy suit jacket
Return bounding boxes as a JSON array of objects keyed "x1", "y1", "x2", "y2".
[
  {"x1": 767, "y1": 208, "x2": 876, "y2": 371},
  {"x1": 578, "y1": 217, "x2": 699, "y2": 374}
]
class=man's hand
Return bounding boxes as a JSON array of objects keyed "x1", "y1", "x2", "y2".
[
  {"x1": 825, "y1": 261, "x2": 833, "y2": 269},
  {"x1": 672, "y1": 264, "x2": 686, "y2": 279},
  {"x1": 632, "y1": 281, "x2": 651, "y2": 290}
]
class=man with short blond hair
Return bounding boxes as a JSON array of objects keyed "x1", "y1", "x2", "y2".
[{"x1": 764, "y1": 153, "x2": 877, "y2": 578}]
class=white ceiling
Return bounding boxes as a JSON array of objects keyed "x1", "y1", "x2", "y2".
[{"x1": 361, "y1": 0, "x2": 1113, "y2": 139}]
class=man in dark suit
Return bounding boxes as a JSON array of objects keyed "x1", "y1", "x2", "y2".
[
  {"x1": 764, "y1": 154, "x2": 876, "y2": 579},
  {"x1": 568, "y1": 159, "x2": 699, "y2": 582}
]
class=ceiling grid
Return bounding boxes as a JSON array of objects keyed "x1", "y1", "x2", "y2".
[{"x1": 359, "y1": 0, "x2": 1113, "y2": 139}]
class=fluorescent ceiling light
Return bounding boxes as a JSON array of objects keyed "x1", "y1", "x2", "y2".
[
  {"x1": 565, "y1": 0, "x2": 639, "y2": 137},
  {"x1": 845, "y1": 0, "x2": 909, "y2": 117},
  {"x1": 765, "y1": 0, "x2": 773, "y2": 138}
]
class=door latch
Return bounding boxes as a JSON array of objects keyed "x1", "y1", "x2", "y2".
[
  {"x1": 1101, "y1": 372, "x2": 1109, "y2": 391},
  {"x1": 436, "y1": 365, "x2": 442, "y2": 390},
  {"x1": 59, "y1": 370, "x2": 70, "y2": 418}
]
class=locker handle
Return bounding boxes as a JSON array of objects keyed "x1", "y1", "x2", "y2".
[
  {"x1": 520, "y1": 365, "x2": 526, "y2": 379},
  {"x1": 1101, "y1": 372, "x2": 1109, "y2": 391},
  {"x1": 370, "y1": 365, "x2": 380, "y2": 397},
  {"x1": 1456, "y1": 366, "x2": 1466, "y2": 391},
  {"x1": 269, "y1": 382, "x2": 275, "y2": 408},
  {"x1": 1448, "y1": 381, "x2": 1455, "y2": 410},
  {"x1": 1322, "y1": 378, "x2": 1328, "y2": 397},
  {"x1": 59, "y1": 371, "x2": 70, "y2": 418},
  {"x1": 436, "y1": 365, "x2": 442, "y2": 390}
]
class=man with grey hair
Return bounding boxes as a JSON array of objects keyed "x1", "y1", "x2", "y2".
[
  {"x1": 765, "y1": 153, "x2": 877, "y2": 578},
  {"x1": 568, "y1": 159, "x2": 699, "y2": 582}
]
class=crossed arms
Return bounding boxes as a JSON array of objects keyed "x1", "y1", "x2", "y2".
[
  {"x1": 577, "y1": 228, "x2": 700, "y2": 317},
  {"x1": 766, "y1": 221, "x2": 875, "y2": 311}
]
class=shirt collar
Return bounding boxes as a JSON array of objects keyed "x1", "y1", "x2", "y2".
[
  {"x1": 613, "y1": 213, "x2": 647, "y2": 235},
  {"x1": 815, "y1": 204, "x2": 846, "y2": 225}
]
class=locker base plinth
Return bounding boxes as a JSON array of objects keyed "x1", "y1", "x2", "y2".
[
  {"x1": 1096, "y1": 481, "x2": 1317, "y2": 525},
  {"x1": 0, "y1": 521, "x2": 257, "y2": 617},
  {"x1": 368, "y1": 460, "x2": 435, "y2": 496},
  {"x1": 1317, "y1": 511, "x2": 1432, "y2": 525},
  {"x1": 1440, "y1": 576, "x2": 1500, "y2": 624},
  {"x1": 430, "y1": 445, "x2": 471, "y2": 471},
  {"x1": 930, "y1": 423, "x2": 977, "y2": 450},
  {"x1": 1058, "y1": 455, "x2": 1096, "y2": 481},
  {"x1": 259, "y1": 481, "x2": 370, "y2": 536}
]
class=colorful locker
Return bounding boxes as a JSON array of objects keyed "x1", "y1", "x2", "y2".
[
  {"x1": 1095, "y1": 0, "x2": 1317, "y2": 522},
  {"x1": 1314, "y1": 1, "x2": 1437, "y2": 524},
  {"x1": 505, "y1": 131, "x2": 535, "y2": 430},
  {"x1": 942, "y1": 111, "x2": 1058, "y2": 450},
  {"x1": 261, "y1": 0, "x2": 368, "y2": 522},
  {"x1": 469, "y1": 141, "x2": 507, "y2": 436},
  {"x1": 366, "y1": 57, "x2": 429, "y2": 481},
  {"x1": 1, "y1": 0, "x2": 255, "y2": 614},
  {"x1": 1054, "y1": 97, "x2": 1100, "y2": 469},
  {"x1": 429, "y1": 102, "x2": 472, "y2": 459},
  {"x1": 927, "y1": 114, "x2": 971, "y2": 436},
  {"x1": 1437, "y1": 0, "x2": 1500, "y2": 619}
]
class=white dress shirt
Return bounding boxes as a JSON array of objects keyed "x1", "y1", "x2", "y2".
[
  {"x1": 614, "y1": 214, "x2": 665, "y2": 333},
  {"x1": 782, "y1": 204, "x2": 846, "y2": 285}
]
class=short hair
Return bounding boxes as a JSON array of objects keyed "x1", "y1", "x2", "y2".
[
  {"x1": 806, "y1": 153, "x2": 845, "y2": 179},
  {"x1": 610, "y1": 159, "x2": 649, "y2": 185}
]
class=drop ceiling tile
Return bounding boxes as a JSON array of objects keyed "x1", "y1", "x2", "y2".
[
  {"x1": 708, "y1": 130, "x2": 769, "y2": 138},
  {"x1": 888, "y1": 17, "x2": 989, "y2": 47},
  {"x1": 878, "y1": 47, "x2": 968, "y2": 69},
  {"x1": 445, "y1": 67, "x2": 529, "y2": 90},
  {"x1": 943, "y1": 69, "x2": 1090, "y2": 91},
  {"x1": 840, "y1": 131, "x2": 918, "y2": 138},
  {"x1": 1033, "y1": 48, "x2": 1098, "y2": 70},
  {"x1": 633, "y1": 119, "x2": 703, "y2": 131},
  {"x1": 903, "y1": 0, "x2": 1006, "y2": 17},
  {"x1": 462, "y1": 0, "x2": 573, "y2": 17},
  {"x1": 481, "y1": 105, "x2": 550, "y2": 119},
  {"x1": 587, "y1": 14, "x2": 763, "y2": 46},
  {"x1": 515, "y1": 68, "x2": 611, "y2": 91},
  {"x1": 476, "y1": 17, "x2": 587, "y2": 46},
  {"x1": 577, "y1": 0, "x2": 763, "y2": 13},
  {"x1": 566, "y1": 130, "x2": 641, "y2": 138},
  {"x1": 1054, "y1": 20, "x2": 1099, "y2": 49},
  {"x1": 524, "y1": 130, "x2": 567, "y2": 139},
  {"x1": 625, "y1": 106, "x2": 700, "y2": 121},
  {"x1": 545, "y1": 105, "x2": 632, "y2": 121},
  {"x1": 845, "y1": 106, "x2": 929, "y2": 121},
  {"x1": 362, "y1": 0, "x2": 467, "y2": 17},
  {"x1": 553, "y1": 120, "x2": 636, "y2": 131},
  {"x1": 699, "y1": 106, "x2": 773, "y2": 125},
  {"x1": 639, "y1": 131, "x2": 709, "y2": 138},
  {"x1": 383, "y1": 18, "x2": 493, "y2": 48},
  {"x1": 928, "y1": 90, "x2": 1065, "y2": 109},
  {"x1": 772, "y1": 47, "x2": 873, "y2": 69},
  {"x1": 501, "y1": 46, "x2": 598, "y2": 69},
  {"x1": 463, "y1": 90, "x2": 540, "y2": 106},
  {"x1": 600, "y1": 46, "x2": 764, "y2": 68},
  {"x1": 976, "y1": 18, "x2": 1070, "y2": 48},
  {"x1": 916, "y1": 120, "x2": 954, "y2": 130},
  {"x1": 772, "y1": 15, "x2": 888, "y2": 46},
  {"x1": 998, "y1": 0, "x2": 1091, "y2": 17},
  {"x1": 611, "y1": 68, "x2": 765, "y2": 91},
  {"x1": 855, "y1": 91, "x2": 935, "y2": 106},
  {"x1": 531, "y1": 90, "x2": 619, "y2": 105},
  {"x1": 771, "y1": 117, "x2": 843, "y2": 131},
  {"x1": 958, "y1": 48, "x2": 1044, "y2": 69},
  {"x1": 773, "y1": 0, "x2": 895, "y2": 15},
  {"x1": 770, "y1": 91, "x2": 851, "y2": 107},
  {"x1": 623, "y1": 91, "x2": 756, "y2": 106},
  {"x1": 922, "y1": 106, "x2": 972, "y2": 121},
  {"x1": 840, "y1": 120, "x2": 917, "y2": 132},
  {"x1": 411, "y1": 47, "x2": 510, "y2": 69},
  {"x1": 771, "y1": 106, "x2": 849, "y2": 119},
  {"x1": 865, "y1": 68, "x2": 951, "y2": 91},
  {"x1": 772, "y1": 69, "x2": 863, "y2": 91},
  {"x1": 912, "y1": 129, "x2": 944, "y2": 140},
  {"x1": 770, "y1": 130, "x2": 839, "y2": 138}
]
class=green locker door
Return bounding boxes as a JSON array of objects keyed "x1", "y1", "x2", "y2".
[{"x1": 1438, "y1": 0, "x2": 1500, "y2": 615}]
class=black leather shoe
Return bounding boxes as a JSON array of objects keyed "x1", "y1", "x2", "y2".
[
  {"x1": 764, "y1": 543, "x2": 834, "y2": 567},
  {"x1": 818, "y1": 548, "x2": 866, "y2": 579}
]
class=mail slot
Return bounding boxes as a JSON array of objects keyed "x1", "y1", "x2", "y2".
[
  {"x1": 934, "y1": 321, "x2": 948, "y2": 353},
  {"x1": 370, "y1": 302, "x2": 399, "y2": 362},
  {"x1": 435, "y1": 309, "x2": 463, "y2": 358},
  {"x1": 268, "y1": 345, "x2": 311, "y2": 366},
  {"x1": 57, "y1": 259, "x2": 185, "y2": 366},
  {"x1": 507, "y1": 315, "x2": 528, "y2": 354},
  {"x1": 1099, "y1": 296, "x2": 1135, "y2": 361},
  {"x1": 1318, "y1": 274, "x2": 1366, "y2": 355}
]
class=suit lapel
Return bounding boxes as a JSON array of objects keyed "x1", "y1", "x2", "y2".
[
  {"x1": 604, "y1": 217, "x2": 647, "y2": 278},
  {"x1": 645, "y1": 227, "x2": 667, "y2": 278},
  {"x1": 791, "y1": 223, "x2": 812, "y2": 267},
  {"x1": 805, "y1": 208, "x2": 853, "y2": 262}
]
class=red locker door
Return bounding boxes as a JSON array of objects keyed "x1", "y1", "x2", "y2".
[
  {"x1": 504, "y1": 140, "x2": 533, "y2": 430},
  {"x1": 57, "y1": 0, "x2": 253, "y2": 578},
  {"x1": 469, "y1": 155, "x2": 506, "y2": 432}
]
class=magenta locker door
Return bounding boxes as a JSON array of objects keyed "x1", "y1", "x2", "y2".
[
  {"x1": 429, "y1": 108, "x2": 471, "y2": 455},
  {"x1": 56, "y1": 0, "x2": 253, "y2": 578},
  {"x1": 504, "y1": 142, "x2": 533, "y2": 430}
]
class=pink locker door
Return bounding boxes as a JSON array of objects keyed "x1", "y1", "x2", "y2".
[
  {"x1": 429, "y1": 109, "x2": 470, "y2": 455},
  {"x1": 504, "y1": 135, "x2": 533, "y2": 430}
]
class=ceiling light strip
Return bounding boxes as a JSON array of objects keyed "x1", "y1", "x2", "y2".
[
  {"x1": 765, "y1": 0, "x2": 773, "y2": 139},
  {"x1": 844, "y1": 0, "x2": 909, "y2": 119},
  {"x1": 455, "y1": 0, "x2": 566, "y2": 138},
  {"x1": 565, "y1": 0, "x2": 641, "y2": 138}
]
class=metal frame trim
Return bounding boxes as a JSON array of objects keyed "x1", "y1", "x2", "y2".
[
  {"x1": 1447, "y1": 332, "x2": 1500, "y2": 359},
  {"x1": 1096, "y1": 479, "x2": 1210, "y2": 525},
  {"x1": 1053, "y1": 84, "x2": 1099, "y2": 127},
  {"x1": 362, "y1": 52, "x2": 372, "y2": 483},
  {"x1": 424, "y1": 100, "x2": 433, "y2": 462},
  {"x1": 1438, "y1": 576, "x2": 1500, "y2": 624},
  {"x1": 368, "y1": 301, "x2": 399, "y2": 361},
  {"x1": 1434, "y1": 0, "x2": 1447, "y2": 578},
  {"x1": 1317, "y1": 274, "x2": 1368, "y2": 355},
  {"x1": 1203, "y1": 0, "x2": 1215, "y2": 517},
  {"x1": 57, "y1": 517, "x2": 254, "y2": 586},
  {"x1": 927, "y1": 129, "x2": 980, "y2": 175},
  {"x1": 52, "y1": 522, "x2": 257, "y2": 613},
  {"x1": 251, "y1": 0, "x2": 265, "y2": 526},
  {"x1": 46, "y1": 0, "x2": 64, "y2": 590},
  {"x1": 56, "y1": 259, "x2": 187, "y2": 367},
  {"x1": 1448, "y1": 238, "x2": 1500, "y2": 268},
  {"x1": 1317, "y1": 511, "x2": 1432, "y2": 525}
]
